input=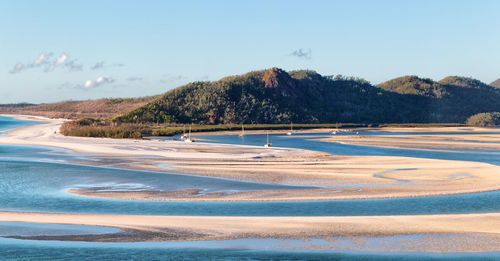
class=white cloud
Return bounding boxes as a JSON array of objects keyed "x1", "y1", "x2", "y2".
[
  {"x1": 9, "y1": 52, "x2": 52, "y2": 73},
  {"x1": 33, "y1": 53, "x2": 49, "y2": 66},
  {"x1": 46, "y1": 53, "x2": 68, "y2": 72},
  {"x1": 9, "y1": 52, "x2": 123, "y2": 74},
  {"x1": 81, "y1": 76, "x2": 114, "y2": 89}
]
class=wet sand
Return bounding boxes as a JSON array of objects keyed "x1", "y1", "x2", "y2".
[
  {"x1": 1, "y1": 210, "x2": 500, "y2": 252},
  {"x1": 2, "y1": 115, "x2": 500, "y2": 252},
  {"x1": 2, "y1": 115, "x2": 500, "y2": 201},
  {"x1": 318, "y1": 127, "x2": 500, "y2": 151}
]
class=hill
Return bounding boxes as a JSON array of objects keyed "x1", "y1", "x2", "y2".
[
  {"x1": 116, "y1": 69, "x2": 500, "y2": 125},
  {"x1": 0, "y1": 97, "x2": 156, "y2": 119},
  {"x1": 377, "y1": 75, "x2": 500, "y2": 122},
  {"x1": 377, "y1": 76, "x2": 447, "y2": 98},
  {"x1": 491, "y1": 79, "x2": 500, "y2": 89},
  {"x1": 115, "y1": 68, "x2": 438, "y2": 124}
]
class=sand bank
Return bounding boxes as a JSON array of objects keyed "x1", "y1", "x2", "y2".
[
  {"x1": 1, "y1": 211, "x2": 500, "y2": 251},
  {"x1": 318, "y1": 127, "x2": 500, "y2": 151},
  {"x1": 0, "y1": 115, "x2": 307, "y2": 160},
  {"x1": 2, "y1": 115, "x2": 500, "y2": 201}
]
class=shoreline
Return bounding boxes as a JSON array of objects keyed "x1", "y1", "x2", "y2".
[
  {"x1": 1, "y1": 114, "x2": 500, "y2": 251},
  {"x1": 1, "y1": 210, "x2": 500, "y2": 252},
  {"x1": 2, "y1": 114, "x2": 500, "y2": 202}
]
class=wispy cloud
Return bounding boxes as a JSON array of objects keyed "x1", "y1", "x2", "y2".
[
  {"x1": 291, "y1": 48, "x2": 312, "y2": 60},
  {"x1": 81, "y1": 76, "x2": 115, "y2": 90},
  {"x1": 126, "y1": 76, "x2": 143, "y2": 82},
  {"x1": 160, "y1": 74, "x2": 187, "y2": 84},
  {"x1": 64, "y1": 59, "x2": 83, "y2": 71},
  {"x1": 90, "y1": 61, "x2": 105, "y2": 70},
  {"x1": 90, "y1": 61, "x2": 125, "y2": 70},
  {"x1": 9, "y1": 52, "x2": 53, "y2": 73},
  {"x1": 9, "y1": 63, "x2": 25, "y2": 74},
  {"x1": 9, "y1": 52, "x2": 86, "y2": 73}
]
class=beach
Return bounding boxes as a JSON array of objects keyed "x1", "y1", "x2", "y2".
[
  {"x1": 2, "y1": 114, "x2": 500, "y2": 201},
  {"x1": 1, "y1": 211, "x2": 500, "y2": 252},
  {"x1": 1, "y1": 114, "x2": 500, "y2": 252}
]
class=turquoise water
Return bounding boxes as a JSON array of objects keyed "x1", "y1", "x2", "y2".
[
  {"x1": 0, "y1": 118, "x2": 500, "y2": 216},
  {"x1": 0, "y1": 237, "x2": 498, "y2": 260},
  {"x1": 194, "y1": 132, "x2": 500, "y2": 165},
  {"x1": 2, "y1": 116, "x2": 500, "y2": 259},
  {"x1": 2, "y1": 148, "x2": 500, "y2": 216},
  {"x1": 0, "y1": 222, "x2": 121, "y2": 237},
  {"x1": 0, "y1": 116, "x2": 39, "y2": 135}
]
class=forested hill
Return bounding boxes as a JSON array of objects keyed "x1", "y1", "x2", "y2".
[
  {"x1": 377, "y1": 75, "x2": 500, "y2": 122},
  {"x1": 115, "y1": 68, "x2": 500, "y2": 124}
]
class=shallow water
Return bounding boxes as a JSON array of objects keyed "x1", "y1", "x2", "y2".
[
  {"x1": 0, "y1": 115, "x2": 39, "y2": 135},
  {"x1": 194, "y1": 132, "x2": 500, "y2": 165},
  {"x1": 0, "y1": 222, "x2": 121, "y2": 237},
  {"x1": 2, "y1": 144, "x2": 500, "y2": 216},
  {"x1": 0, "y1": 236, "x2": 498, "y2": 260},
  {"x1": 0, "y1": 118, "x2": 499, "y2": 216},
  {"x1": 2, "y1": 117, "x2": 500, "y2": 259}
]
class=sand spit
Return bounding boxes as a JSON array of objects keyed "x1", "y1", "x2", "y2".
[
  {"x1": 0, "y1": 115, "x2": 307, "y2": 160},
  {"x1": 318, "y1": 127, "x2": 500, "y2": 151},
  {"x1": 1, "y1": 211, "x2": 500, "y2": 251}
]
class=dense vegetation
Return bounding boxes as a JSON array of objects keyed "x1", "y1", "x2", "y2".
[
  {"x1": 466, "y1": 112, "x2": 500, "y2": 127},
  {"x1": 115, "y1": 68, "x2": 424, "y2": 124},
  {"x1": 377, "y1": 75, "x2": 500, "y2": 123},
  {"x1": 115, "y1": 68, "x2": 500, "y2": 125},
  {"x1": 60, "y1": 118, "x2": 150, "y2": 138}
]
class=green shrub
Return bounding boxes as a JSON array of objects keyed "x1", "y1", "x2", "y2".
[{"x1": 466, "y1": 112, "x2": 500, "y2": 127}]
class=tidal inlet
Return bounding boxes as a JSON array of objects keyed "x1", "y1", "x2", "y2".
[{"x1": 1, "y1": 1, "x2": 500, "y2": 260}]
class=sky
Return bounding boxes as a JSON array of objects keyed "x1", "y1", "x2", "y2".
[{"x1": 1, "y1": 0, "x2": 499, "y2": 104}]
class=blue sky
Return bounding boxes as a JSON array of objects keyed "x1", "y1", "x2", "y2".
[{"x1": 1, "y1": 0, "x2": 499, "y2": 103}]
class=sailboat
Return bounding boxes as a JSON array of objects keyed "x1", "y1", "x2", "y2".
[
  {"x1": 264, "y1": 131, "x2": 272, "y2": 147},
  {"x1": 238, "y1": 124, "x2": 245, "y2": 137},
  {"x1": 184, "y1": 126, "x2": 194, "y2": 143},
  {"x1": 180, "y1": 125, "x2": 188, "y2": 140},
  {"x1": 286, "y1": 122, "x2": 293, "y2": 135},
  {"x1": 331, "y1": 124, "x2": 339, "y2": 135}
]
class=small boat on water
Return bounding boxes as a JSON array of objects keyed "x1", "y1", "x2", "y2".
[
  {"x1": 239, "y1": 124, "x2": 245, "y2": 137},
  {"x1": 264, "y1": 132, "x2": 272, "y2": 147},
  {"x1": 286, "y1": 122, "x2": 293, "y2": 135},
  {"x1": 331, "y1": 126, "x2": 339, "y2": 135},
  {"x1": 184, "y1": 126, "x2": 194, "y2": 143},
  {"x1": 180, "y1": 125, "x2": 188, "y2": 140}
]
